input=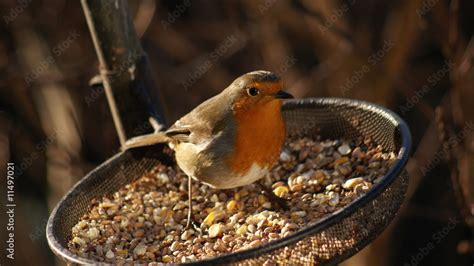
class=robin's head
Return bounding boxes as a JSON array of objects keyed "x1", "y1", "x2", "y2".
[{"x1": 227, "y1": 71, "x2": 293, "y2": 112}]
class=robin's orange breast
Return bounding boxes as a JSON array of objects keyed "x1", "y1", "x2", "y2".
[{"x1": 227, "y1": 98, "x2": 286, "y2": 176}]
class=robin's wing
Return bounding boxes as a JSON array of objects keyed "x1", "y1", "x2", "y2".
[
  {"x1": 166, "y1": 94, "x2": 232, "y2": 144},
  {"x1": 165, "y1": 120, "x2": 192, "y2": 142},
  {"x1": 123, "y1": 132, "x2": 170, "y2": 150}
]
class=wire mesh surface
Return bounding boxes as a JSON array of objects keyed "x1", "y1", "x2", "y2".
[{"x1": 47, "y1": 98, "x2": 411, "y2": 265}]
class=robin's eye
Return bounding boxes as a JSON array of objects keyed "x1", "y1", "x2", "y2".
[{"x1": 247, "y1": 87, "x2": 260, "y2": 97}]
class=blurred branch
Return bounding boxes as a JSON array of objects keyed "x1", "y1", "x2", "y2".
[
  {"x1": 134, "y1": 0, "x2": 157, "y2": 38},
  {"x1": 8, "y1": 6, "x2": 83, "y2": 266},
  {"x1": 445, "y1": 0, "x2": 474, "y2": 229}
]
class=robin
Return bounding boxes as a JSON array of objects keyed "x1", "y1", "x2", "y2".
[{"x1": 125, "y1": 70, "x2": 293, "y2": 228}]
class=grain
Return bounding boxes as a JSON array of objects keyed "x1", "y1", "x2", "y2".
[{"x1": 68, "y1": 136, "x2": 396, "y2": 263}]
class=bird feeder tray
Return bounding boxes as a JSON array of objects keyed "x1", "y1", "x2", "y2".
[{"x1": 47, "y1": 98, "x2": 411, "y2": 265}]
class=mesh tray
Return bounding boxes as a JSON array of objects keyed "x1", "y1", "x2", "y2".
[{"x1": 46, "y1": 98, "x2": 411, "y2": 265}]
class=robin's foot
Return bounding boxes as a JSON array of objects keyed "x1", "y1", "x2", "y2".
[
  {"x1": 183, "y1": 215, "x2": 202, "y2": 234},
  {"x1": 257, "y1": 181, "x2": 289, "y2": 211}
]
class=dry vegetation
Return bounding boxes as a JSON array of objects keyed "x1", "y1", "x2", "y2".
[{"x1": 0, "y1": 0, "x2": 472, "y2": 265}]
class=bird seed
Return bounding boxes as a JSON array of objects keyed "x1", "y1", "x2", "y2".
[{"x1": 67, "y1": 136, "x2": 397, "y2": 263}]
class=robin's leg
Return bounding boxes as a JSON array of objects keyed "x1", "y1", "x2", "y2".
[
  {"x1": 257, "y1": 181, "x2": 289, "y2": 210},
  {"x1": 185, "y1": 174, "x2": 193, "y2": 229},
  {"x1": 184, "y1": 175, "x2": 202, "y2": 233}
]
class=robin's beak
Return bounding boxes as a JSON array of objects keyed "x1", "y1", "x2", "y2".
[{"x1": 274, "y1": 90, "x2": 294, "y2": 99}]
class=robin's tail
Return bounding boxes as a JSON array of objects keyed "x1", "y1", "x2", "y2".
[{"x1": 123, "y1": 132, "x2": 171, "y2": 150}]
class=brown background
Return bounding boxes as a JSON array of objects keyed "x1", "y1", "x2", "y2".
[{"x1": 0, "y1": 0, "x2": 473, "y2": 265}]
